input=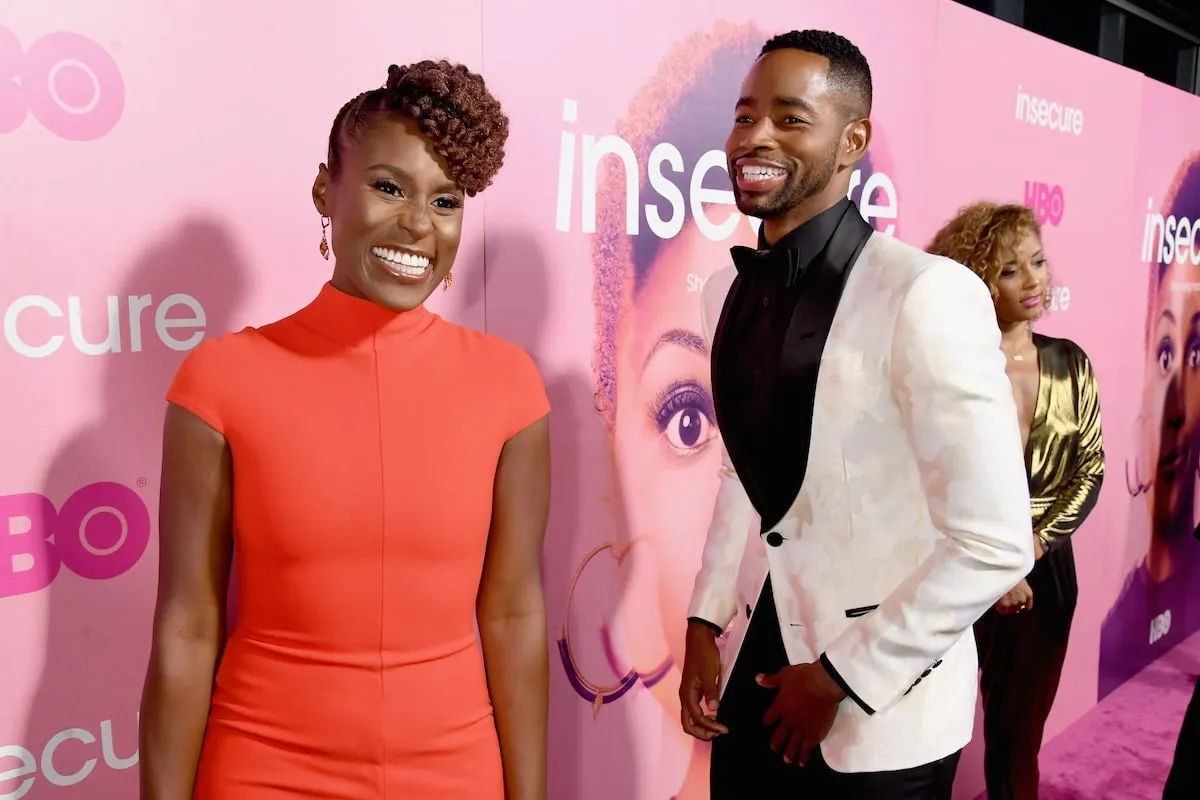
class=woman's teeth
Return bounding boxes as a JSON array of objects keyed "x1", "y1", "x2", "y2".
[{"x1": 372, "y1": 247, "x2": 430, "y2": 277}]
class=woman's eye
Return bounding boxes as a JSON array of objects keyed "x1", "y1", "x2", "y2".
[
  {"x1": 652, "y1": 382, "x2": 717, "y2": 455},
  {"x1": 1158, "y1": 337, "x2": 1175, "y2": 374}
]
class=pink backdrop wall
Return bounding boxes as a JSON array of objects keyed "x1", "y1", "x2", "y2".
[{"x1": 0, "y1": 1, "x2": 1196, "y2": 798}]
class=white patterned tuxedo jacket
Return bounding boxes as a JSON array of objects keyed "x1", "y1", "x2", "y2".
[{"x1": 687, "y1": 230, "x2": 1035, "y2": 774}]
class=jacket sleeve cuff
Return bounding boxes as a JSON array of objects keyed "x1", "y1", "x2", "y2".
[
  {"x1": 687, "y1": 617, "x2": 725, "y2": 636},
  {"x1": 819, "y1": 652, "x2": 875, "y2": 715},
  {"x1": 685, "y1": 593, "x2": 737, "y2": 633}
]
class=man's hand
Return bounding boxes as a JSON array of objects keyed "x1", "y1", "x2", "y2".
[
  {"x1": 678, "y1": 621, "x2": 728, "y2": 740},
  {"x1": 996, "y1": 579, "x2": 1033, "y2": 614},
  {"x1": 756, "y1": 661, "x2": 845, "y2": 765}
]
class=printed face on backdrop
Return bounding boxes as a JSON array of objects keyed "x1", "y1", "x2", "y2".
[
  {"x1": 994, "y1": 230, "x2": 1049, "y2": 325},
  {"x1": 313, "y1": 116, "x2": 465, "y2": 312},
  {"x1": 611, "y1": 221, "x2": 740, "y2": 672},
  {"x1": 593, "y1": 29, "x2": 764, "y2": 685},
  {"x1": 726, "y1": 48, "x2": 869, "y2": 225},
  {"x1": 1143, "y1": 288, "x2": 1200, "y2": 539},
  {"x1": 1139, "y1": 158, "x2": 1200, "y2": 544}
]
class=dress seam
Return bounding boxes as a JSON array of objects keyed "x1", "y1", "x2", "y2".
[{"x1": 372, "y1": 337, "x2": 388, "y2": 799}]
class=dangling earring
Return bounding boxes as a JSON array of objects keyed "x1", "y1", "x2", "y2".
[
  {"x1": 442, "y1": 272, "x2": 453, "y2": 291},
  {"x1": 319, "y1": 216, "x2": 330, "y2": 260}
]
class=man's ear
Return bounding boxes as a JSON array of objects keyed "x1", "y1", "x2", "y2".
[{"x1": 841, "y1": 118, "x2": 871, "y2": 168}]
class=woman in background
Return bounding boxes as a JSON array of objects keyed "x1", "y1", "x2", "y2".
[
  {"x1": 138, "y1": 61, "x2": 550, "y2": 799},
  {"x1": 928, "y1": 202, "x2": 1104, "y2": 800}
]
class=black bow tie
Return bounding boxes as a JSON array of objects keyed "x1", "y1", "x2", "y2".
[{"x1": 730, "y1": 245, "x2": 803, "y2": 286}]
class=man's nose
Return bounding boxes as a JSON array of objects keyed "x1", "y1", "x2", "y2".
[{"x1": 737, "y1": 119, "x2": 774, "y2": 152}]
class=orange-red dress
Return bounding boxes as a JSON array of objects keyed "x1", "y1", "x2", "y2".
[{"x1": 166, "y1": 282, "x2": 549, "y2": 799}]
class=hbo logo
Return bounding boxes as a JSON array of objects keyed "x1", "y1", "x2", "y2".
[
  {"x1": 1024, "y1": 181, "x2": 1065, "y2": 227},
  {"x1": 0, "y1": 482, "x2": 150, "y2": 598},
  {"x1": 0, "y1": 26, "x2": 125, "y2": 141}
]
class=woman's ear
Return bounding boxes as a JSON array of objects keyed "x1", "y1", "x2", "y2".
[{"x1": 312, "y1": 163, "x2": 333, "y2": 217}]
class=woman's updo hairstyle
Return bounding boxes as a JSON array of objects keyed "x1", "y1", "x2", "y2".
[{"x1": 326, "y1": 60, "x2": 509, "y2": 196}]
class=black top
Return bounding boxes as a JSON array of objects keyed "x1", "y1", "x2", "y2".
[{"x1": 713, "y1": 197, "x2": 852, "y2": 531}]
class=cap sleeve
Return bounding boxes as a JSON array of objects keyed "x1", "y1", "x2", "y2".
[
  {"x1": 504, "y1": 344, "x2": 550, "y2": 441},
  {"x1": 165, "y1": 336, "x2": 228, "y2": 434}
]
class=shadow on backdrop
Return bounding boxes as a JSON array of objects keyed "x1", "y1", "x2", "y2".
[
  {"x1": 22, "y1": 219, "x2": 247, "y2": 799},
  {"x1": 474, "y1": 230, "x2": 636, "y2": 797}
]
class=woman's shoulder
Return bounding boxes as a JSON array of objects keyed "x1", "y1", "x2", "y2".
[
  {"x1": 1034, "y1": 333, "x2": 1098, "y2": 391},
  {"x1": 177, "y1": 325, "x2": 270, "y2": 373},
  {"x1": 166, "y1": 327, "x2": 269, "y2": 434},
  {"x1": 437, "y1": 322, "x2": 549, "y2": 434},
  {"x1": 1034, "y1": 331, "x2": 1092, "y2": 363},
  {"x1": 439, "y1": 320, "x2": 541, "y2": 376}
]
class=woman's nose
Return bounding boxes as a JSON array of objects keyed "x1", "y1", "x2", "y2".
[{"x1": 397, "y1": 205, "x2": 433, "y2": 239}]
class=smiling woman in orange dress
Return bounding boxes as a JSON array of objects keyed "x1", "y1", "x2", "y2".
[{"x1": 138, "y1": 60, "x2": 551, "y2": 800}]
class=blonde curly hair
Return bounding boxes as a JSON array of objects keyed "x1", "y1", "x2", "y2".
[{"x1": 926, "y1": 201, "x2": 1050, "y2": 312}]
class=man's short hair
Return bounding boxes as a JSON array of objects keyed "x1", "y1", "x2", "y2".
[{"x1": 761, "y1": 29, "x2": 873, "y2": 120}]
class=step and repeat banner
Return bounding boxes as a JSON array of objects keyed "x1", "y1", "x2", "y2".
[{"x1": 2, "y1": 0, "x2": 1199, "y2": 798}]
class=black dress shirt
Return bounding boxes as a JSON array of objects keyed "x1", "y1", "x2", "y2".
[{"x1": 715, "y1": 197, "x2": 851, "y2": 532}]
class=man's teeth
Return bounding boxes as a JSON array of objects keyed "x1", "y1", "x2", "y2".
[
  {"x1": 372, "y1": 247, "x2": 430, "y2": 276},
  {"x1": 740, "y1": 165, "x2": 786, "y2": 180}
]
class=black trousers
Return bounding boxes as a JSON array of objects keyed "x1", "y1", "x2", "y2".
[
  {"x1": 711, "y1": 578, "x2": 962, "y2": 798},
  {"x1": 974, "y1": 541, "x2": 1077, "y2": 800},
  {"x1": 1164, "y1": 675, "x2": 1200, "y2": 798}
]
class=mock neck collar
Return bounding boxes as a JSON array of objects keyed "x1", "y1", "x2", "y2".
[{"x1": 294, "y1": 282, "x2": 436, "y2": 348}]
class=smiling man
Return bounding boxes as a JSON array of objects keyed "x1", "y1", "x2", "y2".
[{"x1": 675, "y1": 30, "x2": 1035, "y2": 798}]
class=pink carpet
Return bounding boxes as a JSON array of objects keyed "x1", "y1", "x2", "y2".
[{"x1": 977, "y1": 632, "x2": 1200, "y2": 798}]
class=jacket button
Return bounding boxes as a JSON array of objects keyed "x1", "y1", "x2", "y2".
[{"x1": 765, "y1": 532, "x2": 784, "y2": 547}]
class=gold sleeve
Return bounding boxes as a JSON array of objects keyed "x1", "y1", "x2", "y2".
[{"x1": 1035, "y1": 347, "x2": 1105, "y2": 549}]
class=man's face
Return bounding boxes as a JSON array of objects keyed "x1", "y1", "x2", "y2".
[{"x1": 725, "y1": 49, "x2": 862, "y2": 220}]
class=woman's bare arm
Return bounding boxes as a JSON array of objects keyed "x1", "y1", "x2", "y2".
[
  {"x1": 477, "y1": 414, "x2": 550, "y2": 800},
  {"x1": 139, "y1": 403, "x2": 233, "y2": 799}
]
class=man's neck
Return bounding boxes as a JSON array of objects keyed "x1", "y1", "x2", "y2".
[{"x1": 760, "y1": 185, "x2": 849, "y2": 247}]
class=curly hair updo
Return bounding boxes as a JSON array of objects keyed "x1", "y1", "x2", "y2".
[
  {"x1": 927, "y1": 201, "x2": 1049, "y2": 310},
  {"x1": 326, "y1": 60, "x2": 509, "y2": 196}
]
